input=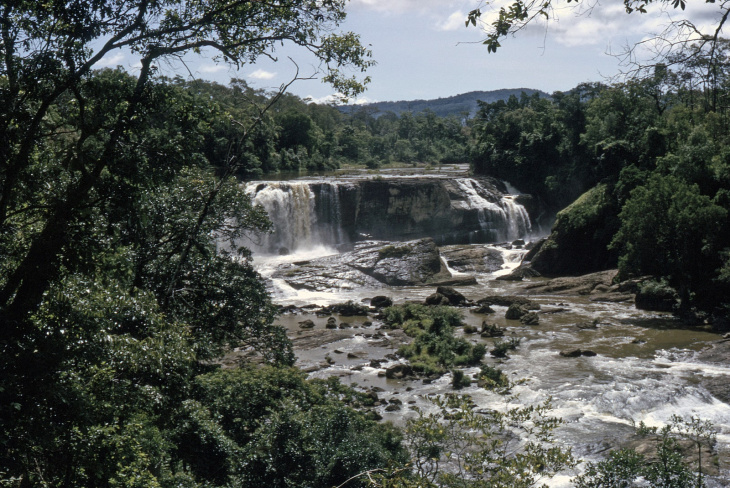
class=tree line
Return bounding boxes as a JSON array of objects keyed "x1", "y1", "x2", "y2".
[{"x1": 162, "y1": 76, "x2": 472, "y2": 177}]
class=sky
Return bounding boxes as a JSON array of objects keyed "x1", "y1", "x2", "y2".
[{"x1": 96, "y1": 0, "x2": 728, "y2": 104}]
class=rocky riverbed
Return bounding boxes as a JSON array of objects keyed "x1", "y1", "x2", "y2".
[{"x1": 251, "y1": 257, "x2": 730, "y2": 486}]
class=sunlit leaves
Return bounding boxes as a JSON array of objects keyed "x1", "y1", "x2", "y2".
[
  {"x1": 467, "y1": 0, "x2": 717, "y2": 52},
  {"x1": 386, "y1": 394, "x2": 574, "y2": 488}
]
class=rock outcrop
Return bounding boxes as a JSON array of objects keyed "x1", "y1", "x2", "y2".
[
  {"x1": 527, "y1": 184, "x2": 619, "y2": 276},
  {"x1": 246, "y1": 176, "x2": 534, "y2": 253},
  {"x1": 439, "y1": 245, "x2": 504, "y2": 273},
  {"x1": 495, "y1": 264, "x2": 542, "y2": 281},
  {"x1": 273, "y1": 238, "x2": 475, "y2": 292},
  {"x1": 523, "y1": 270, "x2": 619, "y2": 295}
]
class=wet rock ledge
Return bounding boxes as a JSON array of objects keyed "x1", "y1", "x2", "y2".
[{"x1": 272, "y1": 237, "x2": 476, "y2": 292}]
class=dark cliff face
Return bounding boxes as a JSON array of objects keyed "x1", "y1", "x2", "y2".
[
  {"x1": 352, "y1": 179, "x2": 455, "y2": 240},
  {"x1": 336, "y1": 176, "x2": 525, "y2": 244}
]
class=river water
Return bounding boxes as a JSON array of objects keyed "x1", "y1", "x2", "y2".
[{"x1": 245, "y1": 172, "x2": 730, "y2": 486}]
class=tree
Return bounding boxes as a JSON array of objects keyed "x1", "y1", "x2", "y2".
[
  {"x1": 0, "y1": 0, "x2": 373, "y2": 333},
  {"x1": 470, "y1": 90, "x2": 581, "y2": 209},
  {"x1": 611, "y1": 173, "x2": 728, "y2": 306},
  {"x1": 467, "y1": 1, "x2": 728, "y2": 51},
  {"x1": 466, "y1": 0, "x2": 729, "y2": 84},
  {"x1": 0, "y1": 2, "x2": 378, "y2": 485},
  {"x1": 366, "y1": 394, "x2": 574, "y2": 488}
]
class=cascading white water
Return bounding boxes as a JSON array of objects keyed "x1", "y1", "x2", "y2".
[
  {"x1": 502, "y1": 195, "x2": 532, "y2": 240},
  {"x1": 245, "y1": 181, "x2": 347, "y2": 255},
  {"x1": 454, "y1": 178, "x2": 532, "y2": 242},
  {"x1": 245, "y1": 182, "x2": 315, "y2": 254},
  {"x1": 315, "y1": 182, "x2": 344, "y2": 248}
]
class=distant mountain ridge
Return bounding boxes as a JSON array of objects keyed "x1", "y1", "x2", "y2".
[{"x1": 339, "y1": 88, "x2": 550, "y2": 118}]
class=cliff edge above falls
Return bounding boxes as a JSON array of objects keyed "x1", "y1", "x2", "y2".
[{"x1": 246, "y1": 176, "x2": 535, "y2": 254}]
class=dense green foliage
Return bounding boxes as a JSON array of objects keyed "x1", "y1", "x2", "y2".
[
  {"x1": 383, "y1": 304, "x2": 485, "y2": 375},
  {"x1": 157, "y1": 80, "x2": 472, "y2": 175},
  {"x1": 0, "y1": 1, "x2": 409, "y2": 486},
  {"x1": 471, "y1": 47, "x2": 730, "y2": 318}
]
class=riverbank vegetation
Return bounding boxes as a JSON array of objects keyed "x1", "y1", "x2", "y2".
[{"x1": 382, "y1": 304, "x2": 486, "y2": 375}]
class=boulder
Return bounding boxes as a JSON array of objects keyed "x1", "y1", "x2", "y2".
[
  {"x1": 529, "y1": 184, "x2": 620, "y2": 276},
  {"x1": 496, "y1": 265, "x2": 542, "y2": 281},
  {"x1": 480, "y1": 322, "x2": 505, "y2": 337},
  {"x1": 495, "y1": 273, "x2": 523, "y2": 282},
  {"x1": 439, "y1": 245, "x2": 504, "y2": 273},
  {"x1": 325, "y1": 301, "x2": 371, "y2": 316},
  {"x1": 298, "y1": 319, "x2": 315, "y2": 329},
  {"x1": 523, "y1": 270, "x2": 618, "y2": 295},
  {"x1": 326, "y1": 317, "x2": 338, "y2": 329},
  {"x1": 278, "y1": 304, "x2": 300, "y2": 314},
  {"x1": 425, "y1": 293, "x2": 450, "y2": 306},
  {"x1": 436, "y1": 286, "x2": 468, "y2": 306},
  {"x1": 559, "y1": 349, "x2": 597, "y2": 357},
  {"x1": 520, "y1": 312, "x2": 539, "y2": 325},
  {"x1": 473, "y1": 304, "x2": 495, "y2": 314},
  {"x1": 505, "y1": 303, "x2": 528, "y2": 320},
  {"x1": 385, "y1": 363, "x2": 414, "y2": 379},
  {"x1": 370, "y1": 295, "x2": 393, "y2": 309},
  {"x1": 559, "y1": 349, "x2": 582, "y2": 358}
]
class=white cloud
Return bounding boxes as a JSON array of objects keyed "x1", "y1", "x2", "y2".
[
  {"x1": 199, "y1": 64, "x2": 228, "y2": 74},
  {"x1": 473, "y1": 0, "x2": 726, "y2": 51},
  {"x1": 438, "y1": 11, "x2": 467, "y2": 32},
  {"x1": 349, "y1": 0, "x2": 463, "y2": 15},
  {"x1": 249, "y1": 69, "x2": 277, "y2": 80},
  {"x1": 96, "y1": 53, "x2": 124, "y2": 67},
  {"x1": 305, "y1": 93, "x2": 377, "y2": 105}
]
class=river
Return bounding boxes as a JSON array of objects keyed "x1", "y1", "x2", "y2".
[{"x1": 243, "y1": 172, "x2": 730, "y2": 486}]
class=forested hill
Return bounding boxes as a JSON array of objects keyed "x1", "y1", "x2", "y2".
[{"x1": 339, "y1": 88, "x2": 549, "y2": 117}]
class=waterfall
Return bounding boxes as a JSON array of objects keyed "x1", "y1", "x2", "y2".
[
  {"x1": 244, "y1": 176, "x2": 532, "y2": 255},
  {"x1": 244, "y1": 181, "x2": 347, "y2": 254},
  {"x1": 502, "y1": 195, "x2": 532, "y2": 240},
  {"x1": 454, "y1": 178, "x2": 532, "y2": 242},
  {"x1": 315, "y1": 182, "x2": 344, "y2": 248}
]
